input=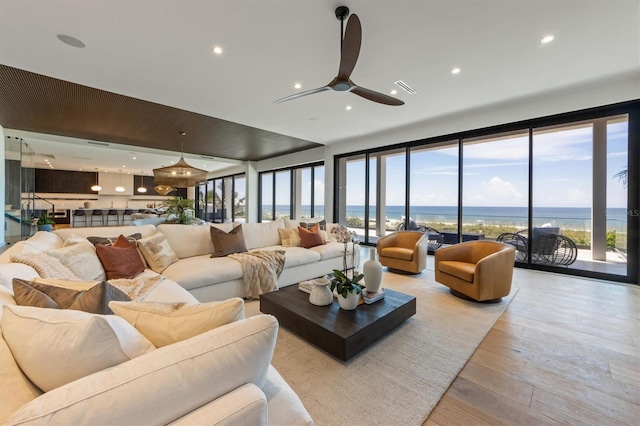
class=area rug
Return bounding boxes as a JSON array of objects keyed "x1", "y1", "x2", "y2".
[{"x1": 245, "y1": 272, "x2": 518, "y2": 426}]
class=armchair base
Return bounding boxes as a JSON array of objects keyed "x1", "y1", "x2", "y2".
[{"x1": 450, "y1": 289, "x2": 502, "y2": 304}]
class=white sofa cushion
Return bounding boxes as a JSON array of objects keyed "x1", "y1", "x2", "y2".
[
  {"x1": 158, "y1": 223, "x2": 235, "y2": 259},
  {"x1": 53, "y1": 225, "x2": 157, "y2": 244},
  {"x1": 242, "y1": 219, "x2": 284, "y2": 250},
  {"x1": 1, "y1": 305, "x2": 155, "y2": 392},
  {"x1": 0, "y1": 263, "x2": 39, "y2": 289},
  {"x1": 0, "y1": 241, "x2": 41, "y2": 265},
  {"x1": 5, "y1": 315, "x2": 278, "y2": 426},
  {"x1": 281, "y1": 247, "x2": 322, "y2": 268},
  {"x1": 310, "y1": 242, "x2": 350, "y2": 261},
  {"x1": 109, "y1": 298, "x2": 245, "y2": 347},
  {"x1": 162, "y1": 255, "x2": 243, "y2": 290},
  {"x1": 23, "y1": 231, "x2": 64, "y2": 252}
]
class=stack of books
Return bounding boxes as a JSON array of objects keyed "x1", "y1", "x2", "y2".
[
  {"x1": 298, "y1": 280, "x2": 315, "y2": 294},
  {"x1": 362, "y1": 288, "x2": 386, "y2": 304}
]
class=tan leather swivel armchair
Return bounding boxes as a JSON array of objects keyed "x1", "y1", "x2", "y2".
[
  {"x1": 377, "y1": 231, "x2": 427, "y2": 274},
  {"x1": 434, "y1": 240, "x2": 515, "y2": 302}
]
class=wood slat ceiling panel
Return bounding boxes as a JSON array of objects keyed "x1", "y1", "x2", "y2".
[{"x1": 0, "y1": 65, "x2": 321, "y2": 161}]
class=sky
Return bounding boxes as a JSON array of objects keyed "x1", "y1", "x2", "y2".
[{"x1": 344, "y1": 119, "x2": 629, "y2": 209}]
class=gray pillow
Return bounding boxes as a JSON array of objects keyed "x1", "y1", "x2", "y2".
[{"x1": 12, "y1": 278, "x2": 131, "y2": 315}]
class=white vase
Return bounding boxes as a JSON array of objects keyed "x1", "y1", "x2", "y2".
[
  {"x1": 337, "y1": 290, "x2": 359, "y2": 310},
  {"x1": 363, "y1": 247, "x2": 383, "y2": 293},
  {"x1": 309, "y1": 277, "x2": 333, "y2": 306}
]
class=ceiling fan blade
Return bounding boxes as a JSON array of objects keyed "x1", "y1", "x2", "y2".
[
  {"x1": 337, "y1": 14, "x2": 362, "y2": 81},
  {"x1": 351, "y1": 86, "x2": 404, "y2": 106},
  {"x1": 274, "y1": 86, "x2": 330, "y2": 104}
]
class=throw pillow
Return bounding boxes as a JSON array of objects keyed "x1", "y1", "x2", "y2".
[
  {"x1": 12, "y1": 278, "x2": 131, "y2": 314},
  {"x1": 278, "y1": 227, "x2": 301, "y2": 247},
  {"x1": 109, "y1": 297, "x2": 245, "y2": 347},
  {"x1": 10, "y1": 253, "x2": 80, "y2": 280},
  {"x1": 87, "y1": 233, "x2": 143, "y2": 246},
  {"x1": 1, "y1": 304, "x2": 155, "y2": 392},
  {"x1": 298, "y1": 224, "x2": 324, "y2": 248},
  {"x1": 95, "y1": 235, "x2": 146, "y2": 279},
  {"x1": 299, "y1": 219, "x2": 327, "y2": 230},
  {"x1": 136, "y1": 233, "x2": 179, "y2": 273},
  {"x1": 23, "y1": 231, "x2": 64, "y2": 252},
  {"x1": 47, "y1": 242, "x2": 107, "y2": 281},
  {"x1": 210, "y1": 225, "x2": 248, "y2": 257},
  {"x1": 34, "y1": 277, "x2": 101, "y2": 290},
  {"x1": 62, "y1": 233, "x2": 91, "y2": 247}
]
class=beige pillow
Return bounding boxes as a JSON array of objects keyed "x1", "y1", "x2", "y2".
[
  {"x1": 47, "y1": 242, "x2": 106, "y2": 281},
  {"x1": 10, "y1": 253, "x2": 79, "y2": 280},
  {"x1": 136, "y1": 233, "x2": 178, "y2": 273},
  {"x1": 33, "y1": 277, "x2": 101, "y2": 291},
  {"x1": 62, "y1": 233, "x2": 90, "y2": 247},
  {"x1": 278, "y1": 227, "x2": 301, "y2": 247},
  {"x1": 1, "y1": 304, "x2": 155, "y2": 392},
  {"x1": 24, "y1": 231, "x2": 63, "y2": 252},
  {"x1": 109, "y1": 298, "x2": 245, "y2": 347}
]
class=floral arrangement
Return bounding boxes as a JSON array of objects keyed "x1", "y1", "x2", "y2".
[{"x1": 331, "y1": 225, "x2": 360, "y2": 276}]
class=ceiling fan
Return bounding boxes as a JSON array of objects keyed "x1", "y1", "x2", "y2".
[{"x1": 274, "y1": 6, "x2": 404, "y2": 106}]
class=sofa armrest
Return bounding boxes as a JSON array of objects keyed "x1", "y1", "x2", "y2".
[
  {"x1": 6, "y1": 315, "x2": 278, "y2": 426},
  {"x1": 169, "y1": 383, "x2": 267, "y2": 426}
]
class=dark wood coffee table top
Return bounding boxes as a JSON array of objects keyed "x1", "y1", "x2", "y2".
[{"x1": 260, "y1": 285, "x2": 416, "y2": 361}]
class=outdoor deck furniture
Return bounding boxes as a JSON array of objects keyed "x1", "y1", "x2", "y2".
[
  {"x1": 440, "y1": 232, "x2": 485, "y2": 245},
  {"x1": 434, "y1": 240, "x2": 516, "y2": 302},
  {"x1": 397, "y1": 218, "x2": 444, "y2": 252},
  {"x1": 497, "y1": 226, "x2": 577, "y2": 266}
]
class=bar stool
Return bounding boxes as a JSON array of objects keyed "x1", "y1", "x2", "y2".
[
  {"x1": 72, "y1": 210, "x2": 87, "y2": 227},
  {"x1": 122, "y1": 209, "x2": 134, "y2": 225},
  {"x1": 106, "y1": 209, "x2": 119, "y2": 226},
  {"x1": 90, "y1": 209, "x2": 104, "y2": 226}
]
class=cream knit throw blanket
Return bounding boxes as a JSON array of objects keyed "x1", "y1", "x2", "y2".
[{"x1": 229, "y1": 250, "x2": 286, "y2": 299}]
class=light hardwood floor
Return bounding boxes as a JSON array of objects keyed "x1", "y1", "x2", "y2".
[{"x1": 425, "y1": 266, "x2": 640, "y2": 425}]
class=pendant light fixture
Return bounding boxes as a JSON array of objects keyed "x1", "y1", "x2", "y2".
[
  {"x1": 90, "y1": 168, "x2": 102, "y2": 191},
  {"x1": 153, "y1": 131, "x2": 208, "y2": 188},
  {"x1": 115, "y1": 170, "x2": 125, "y2": 193},
  {"x1": 137, "y1": 173, "x2": 147, "y2": 193},
  {"x1": 153, "y1": 185, "x2": 175, "y2": 196}
]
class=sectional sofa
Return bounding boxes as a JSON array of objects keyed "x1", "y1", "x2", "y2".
[{"x1": 0, "y1": 219, "x2": 357, "y2": 424}]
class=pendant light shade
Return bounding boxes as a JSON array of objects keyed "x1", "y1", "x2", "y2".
[
  {"x1": 91, "y1": 169, "x2": 102, "y2": 191},
  {"x1": 154, "y1": 185, "x2": 175, "y2": 196},
  {"x1": 115, "y1": 170, "x2": 125, "y2": 192},
  {"x1": 137, "y1": 174, "x2": 147, "y2": 193},
  {"x1": 153, "y1": 131, "x2": 208, "y2": 188}
]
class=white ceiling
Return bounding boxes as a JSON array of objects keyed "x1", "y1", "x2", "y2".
[{"x1": 0, "y1": 0, "x2": 638, "y2": 172}]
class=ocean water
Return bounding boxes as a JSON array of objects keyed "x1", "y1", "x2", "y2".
[{"x1": 265, "y1": 205, "x2": 629, "y2": 231}]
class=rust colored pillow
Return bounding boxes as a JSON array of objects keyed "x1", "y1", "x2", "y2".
[
  {"x1": 95, "y1": 235, "x2": 145, "y2": 279},
  {"x1": 298, "y1": 224, "x2": 324, "y2": 248}
]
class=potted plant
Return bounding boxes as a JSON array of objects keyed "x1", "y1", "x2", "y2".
[
  {"x1": 330, "y1": 269, "x2": 364, "y2": 310},
  {"x1": 162, "y1": 196, "x2": 194, "y2": 224},
  {"x1": 36, "y1": 215, "x2": 55, "y2": 231}
]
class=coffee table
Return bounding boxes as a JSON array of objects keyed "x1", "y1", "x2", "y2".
[{"x1": 260, "y1": 285, "x2": 416, "y2": 361}]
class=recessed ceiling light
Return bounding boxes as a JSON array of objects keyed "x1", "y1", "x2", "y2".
[
  {"x1": 132, "y1": 156, "x2": 136, "y2": 160},
  {"x1": 122, "y1": 165, "x2": 126, "y2": 168},
  {"x1": 294, "y1": 83, "x2": 302, "y2": 89},
  {"x1": 451, "y1": 67, "x2": 461, "y2": 74},
  {"x1": 212, "y1": 46, "x2": 223, "y2": 55},
  {"x1": 390, "y1": 89, "x2": 398, "y2": 95},
  {"x1": 541, "y1": 35, "x2": 555, "y2": 44},
  {"x1": 56, "y1": 34, "x2": 86, "y2": 48},
  {"x1": 346, "y1": 106, "x2": 352, "y2": 111}
]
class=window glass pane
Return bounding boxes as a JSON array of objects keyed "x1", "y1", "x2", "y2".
[
  {"x1": 337, "y1": 154, "x2": 366, "y2": 236},
  {"x1": 409, "y1": 141, "x2": 459, "y2": 249},
  {"x1": 205, "y1": 180, "x2": 215, "y2": 222},
  {"x1": 462, "y1": 131, "x2": 529, "y2": 242},
  {"x1": 261, "y1": 173, "x2": 273, "y2": 222},
  {"x1": 275, "y1": 170, "x2": 291, "y2": 220},
  {"x1": 300, "y1": 168, "x2": 312, "y2": 219},
  {"x1": 606, "y1": 117, "x2": 629, "y2": 274},
  {"x1": 233, "y1": 175, "x2": 246, "y2": 222},
  {"x1": 222, "y1": 177, "x2": 233, "y2": 222},
  {"x1": 375, "y1": 148, "x2": 405, "y2": 242}
]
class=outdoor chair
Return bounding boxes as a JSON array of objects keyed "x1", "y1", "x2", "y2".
[
  {"x1": 397, "y1": 217, "x2": 444, "y2": 252},
  {"x1": 497, "y1": 226, "x2": 577, "y2": 266}
]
